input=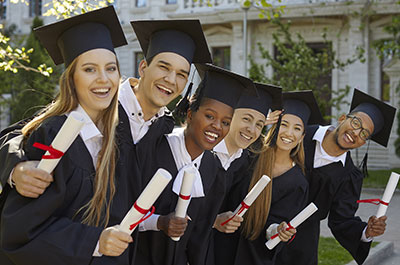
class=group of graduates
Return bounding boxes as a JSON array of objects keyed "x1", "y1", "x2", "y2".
[{"x1": 0, "y1": 5, "x2": 397, "y2": 265}]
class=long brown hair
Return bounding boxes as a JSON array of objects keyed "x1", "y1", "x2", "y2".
[
  {"x1": 242, "y1": 123, "x2": 305, "y2": 240},
  {"x1": 22, "y1": 55, "x2": 120, "y2": 228}
]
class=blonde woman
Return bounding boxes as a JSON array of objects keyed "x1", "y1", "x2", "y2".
[{"x1": 0, "y1": 7, "x2": 134, "y2": 265}]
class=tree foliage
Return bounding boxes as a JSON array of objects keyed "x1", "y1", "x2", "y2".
[{"x1": 249, "y1": 19, "x2": 364, "y2": 121}]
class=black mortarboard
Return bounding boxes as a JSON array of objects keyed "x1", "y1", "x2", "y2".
[
  {"x1": 350, "y1": 88, "x2": 396, "y2": 147},
  {"x1": 195, "y1": 63, "x2": 257, "y2": 108},
  {"x1": 34, "y1": 6, "x2": 127, "y2": 67},
  {"x1": 235, "y1": 82, "x2": 282, "y2": 117},
  {"x1": 131, "y1": 20, "x2": 212, "y2": 65},
  {"x1": 282, "y1": 90, "x2": 324, "y2": 126}
]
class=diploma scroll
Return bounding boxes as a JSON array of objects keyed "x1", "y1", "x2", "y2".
[
  {"x1": 221, "y1": 175, "x2": 271, "y2": 226},
  {"x1": 376, "y1": 172, "x2": 400, "y2": 218},
  {"x1": 36, "y1": 111, "x2": 85, "y2": 173},
  {"x1": 265, "y1": 202, "x2": 318, "y2": 250},
  {"x1": 119, "y1": 168, "x2": 172, "y2": 234},
  {"x1": 171, "y1": 168, "x2": 196, "y2": 241}
]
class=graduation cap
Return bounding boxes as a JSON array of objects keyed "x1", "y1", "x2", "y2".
[
  {"x1": 235, "y1": 82, "x2": 282, "y2": 117},
  {"x1": 282, "y1": 90, "x2": 324, "y2": 126},
  {"x1": 350, "y1": 88, "x2": 396, "y2": 147},
  {"x1": 131, "y1": 20, "x2": 212, "y2": 65},
  {"x1": 195, "y1": 63, "x2": 257, "y2": 109},
  {"x1": 34, "y1": 6, "x2": 127, "y2": 67}
]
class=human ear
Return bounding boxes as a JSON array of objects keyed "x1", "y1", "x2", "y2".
[
  {"x1": 138, "y1": 59, "x2": 148, "y2": 77},
  {"x1": 338, "y1": 114, "x2": 346, "y2": 122}
]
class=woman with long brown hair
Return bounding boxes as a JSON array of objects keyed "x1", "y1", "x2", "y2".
[
  {"x1": 0, "y1": 7, "x2": 134, "y2": 265},
  {"x1": 215, "y1": 90, "x2": 324, "y2": 265}
]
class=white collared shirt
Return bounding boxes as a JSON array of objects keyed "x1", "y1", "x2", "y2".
[
  {"x1": 139, "y1": 127, "x2": 205, "y2": 232},
  {"x1": 118, "y1": 78, "x2": 166, "y2": 144},
  {"x1": 313, "y1": 125, "x2": 347, "y2": 169},
  {"x1": 213, "y1": 140, "x2": 243, "y2": 171}
]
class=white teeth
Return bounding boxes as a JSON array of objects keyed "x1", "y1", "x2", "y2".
[
  {"x1": 240, "y1": 132, "x2": 251, "y2": 140},
  {"x1": 92, "y1": 88, "x2": 110, "y2": 93},
  {"x1": 205, "y1": 131, "x2": 218, "y2": 139},
  {"x1": 158, "y1": 85, "x2": 173, "y2": 94},
  {"x1": 345, "y1": 133, "x2": 354, "y2": 143},
  {"x1": 281, "y1": 137, "x2": 293, "y2": 144}
]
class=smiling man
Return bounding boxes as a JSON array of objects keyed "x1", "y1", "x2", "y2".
[{"x1": 278, "y1": 88, "x2": 397, "y2": 265}]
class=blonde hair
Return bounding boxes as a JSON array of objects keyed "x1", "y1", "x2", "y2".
[
  {"x1": 242, "y1": 123, "x2": 305, "y2": 240},
  {"x1": 22, "y1": 56, "x2": 120, "y2": 228}
]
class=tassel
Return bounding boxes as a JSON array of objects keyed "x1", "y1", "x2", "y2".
[
  {"x1": 359, "y1": 141, "x2": 370, "y2": 178},
  {"x1": 174, "y1": 81, "x2": 193, "y2": 119}
]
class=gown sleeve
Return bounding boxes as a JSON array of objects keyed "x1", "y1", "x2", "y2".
[
  {"x1": 0, "y1": 117, "x2": 103, "y2": 265},
  {"x1": 327, "y1": 165, "x2": 371, "y2": 265}
]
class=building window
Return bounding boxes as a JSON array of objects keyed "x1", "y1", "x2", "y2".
[
  {"x1": 381, "y1": 58, "x2": 390, "y2": 102},
  {"x1": 134, "y1": 51, "x2": 144, "y2": 78},
  {"x1": 29, "y1": 0, "x2": 42, "y2": 17},
  {"x1": 136, "y1": 0, "x2": 146, "y2": 7},
  {"x1": 0, "y1": 0, "x2": 7, "y2": 20},
  {"x1": 212, "y1": 46, "x2": 231, "y2": 70},
  {"x1": 166, "y1": 0, "x2": 177, "y2": 4}
]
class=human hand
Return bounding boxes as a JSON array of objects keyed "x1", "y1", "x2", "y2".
[
  {"x1": 12, "y1": 161, "x2": 53, "y2": 198},
  {"x1": 213, "y1": 211, "x2": 243, "y2": 233},
  {"x1": 157, "y1": 212, "x2": 189, "y2": 237},
  {"x1": 365, "y1": 215, "x2": 387, "y2": 238},
  {"x1": 99, "y1": 226, "x2": 133, "y2": 256},
  {"x1": 265, "y1": 110, "x2": 283, "y2": 126},
  {"x1": 278, "y1": 221, "x2": 296, "y2": 242}
]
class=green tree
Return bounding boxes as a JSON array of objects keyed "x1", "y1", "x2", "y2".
[
  {"x1": 249, "y1": 19, "x2": 364, "y2": 121},
  {"x1": 0, "y1": 17, "x2": 61, "y2": 123},
  {"x1": 373, "y1": 14, "x2": 400, "y2": 158}
]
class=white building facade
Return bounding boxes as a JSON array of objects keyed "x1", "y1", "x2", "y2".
[{"x1": 0, "y1": 0, "x2": 399, "y2": 169}]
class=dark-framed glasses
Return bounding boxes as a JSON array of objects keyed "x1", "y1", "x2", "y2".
[{"x1": 346, "y1": 115, "x2": 371, "y2": 141}]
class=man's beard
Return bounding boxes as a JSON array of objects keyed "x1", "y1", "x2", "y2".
[{"x1": 334, "y1": 123, "x2": 351, "y2": 152}]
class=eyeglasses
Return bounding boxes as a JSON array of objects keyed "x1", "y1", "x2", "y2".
[{"x1": 346, "y1": 115, "x2": 371, "y2": 141}]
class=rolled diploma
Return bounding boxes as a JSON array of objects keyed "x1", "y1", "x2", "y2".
[
  {"x1": 376, "y1": 172, "x2": 400, "y2": 218},
  {"x1": 265, "y1": 202, "x2": 318, "y2": 250},
  {"x1": 233, "y1": 175, "x2": 271, "y2": 217},
  {"x1": 171, "y1": 168, "x2": 196, "y2": 241},
  {"x1": 37, "y1": 111, "x2": 85, "y2": 173},
  {"x1": 119, "y1": 168, "x2": 172, "y2": 234}
]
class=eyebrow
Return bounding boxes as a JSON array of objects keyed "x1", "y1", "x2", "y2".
[
  {"x1": 205, "y1": 108, "x2": 233, "y2": 120},
  {"x1": 282, "y1": 119, "x2": 303, "y2": 128},
  {"x1": 158, "y1": 60, "x2": 190, "y2": 76},
  {"x1": 81, "y1": 62, "x2": 117, "y2": 67}
]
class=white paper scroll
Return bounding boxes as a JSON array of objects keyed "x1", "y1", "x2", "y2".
[
  {"x1": 37, "y1": 111, "x2": 85, "y2": 173},
  {"x1": 265, "y1": 202, "x2": 318, "y2": 250},
  {"x1": 221, "y1": 175, "x2": 271, "y2": 226},
  {"x1": 376, "y1": 172, "x2": 400, "y2": 218},
  {"x1": 119, "y1": 168, "x2": 172, "y2": 234},
  {"x1": 171, "y1": 168, "x2": 196, "y2": 241}
]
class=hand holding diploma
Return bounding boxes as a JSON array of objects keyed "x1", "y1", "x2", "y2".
[
  {"x1": 221, "y1": 175, "x2": 271, "y2": 226},
  {"x1": 119, "y1": 168, "x2": 172, "y2": 234},
  {"x1": 214, "y1": 211, "x2": 243, "y2": 233},
  {"x1": 171, "y1": 168, "x2": 196, "y2": 241},
  {"x1": 99, "y1": 225, "x2": 133, "y2": 257},
  {"x1": 265, "y1": 203, "x2": 318, "y2": 250}
]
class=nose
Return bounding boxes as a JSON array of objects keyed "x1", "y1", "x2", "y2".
[
  {"x1": 97, "y1": 69, "x2": 108, "y2": 83},
  {"x1": 247, "y1": 123, "x2": 255, "y2": 134},
  {"x1": 164, "y1": 70, "x2": 177, "y2": 86},
  {"x1": 212, "y1": 119, "x2": 222, "y2": 131}
]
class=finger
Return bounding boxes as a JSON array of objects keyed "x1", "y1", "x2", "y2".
[
  {"x1": 25, "y1": 176, "x2": 52, "y2": 190},
  {"x1": 16, "y1": 189, "x2": 40, "y2": 198},
  {"x1": 115, "y1": 231, "x2": 133, "y2": 243},
  {"x1": 19, "y1": 184, "x2": 46, "y2": 195}
]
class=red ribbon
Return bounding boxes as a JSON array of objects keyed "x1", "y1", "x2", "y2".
[
  {"x1": 33, "y1": 142, "x2": 64, "y2": 159},
  {"x1": 179, "y1": 194, "x2": 191, "y2": 200},
  {"x1": 357, "y1": 198, "x2": 389, "y2": 206},
  {"x1": 270, "y1": 222, "x2": 296, "y2": 243},
  {"x1": 220, "y1": 201, "x2": 250, "y2": 226},
  {"x1": 128, "y1": 203, "x2": 155, "y2": 230}
]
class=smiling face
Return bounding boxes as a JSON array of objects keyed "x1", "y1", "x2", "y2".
[
  {"x1": 185, "y1": 98, "x2": 233, "y2": 158},
  {"x1": 225, "y1": 108, "x2": 266, "y2": 151},
  {"x1": 333, "y1": 112, "x2": 374, "y2": 151},
  {"x1": 276, "y1": 114, "x2": 305, "y2": 152},
  {"x1": 73, "y1": 48, "x2": 119, "y2": 122},
  {"x1": 138, "y1": 52, "x2": 190, "y2": 110}
]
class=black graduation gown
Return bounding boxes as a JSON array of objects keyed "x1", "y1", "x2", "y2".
[
  {"x1": 284, "y1": 125, "x2": 370, "y2": 265},
  {"x1": 0, "y1": 115, "x2": 104, "y2": 265},
  {"x1": 134, "y1": 134, "x2": 226, "y2": 265},
  {"x1": 214, "y1": 162, "x2": 308, "y2": 265}
]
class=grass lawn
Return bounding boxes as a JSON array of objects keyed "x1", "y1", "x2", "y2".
[
  {"x1": 362, "y1": 168, "x2": 400, "y2": 189},
  {"x1": 318, "y1": 237, "x2": 379, "y2": 265}
]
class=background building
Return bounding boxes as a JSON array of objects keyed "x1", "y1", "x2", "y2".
[{"x1": 0, "y1": 0, "x2": 399, "y2": 168}]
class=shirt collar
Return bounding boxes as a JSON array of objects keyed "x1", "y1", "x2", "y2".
[
  {"x1": 213, "y1": 139, "x2": 243, "y2": 170},
  {"x1": 313, "y1": 125, "x2": 347, "y2": 166},
  {"x1": 70, "y1": 105, "x2": 102, "y2": 142},
  {"x1": 119, "y1": 78, "x2": 166, "y2": 123}
]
